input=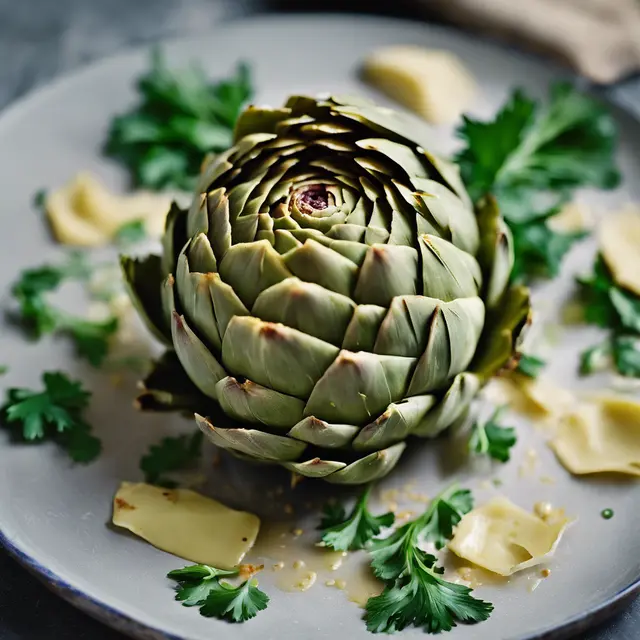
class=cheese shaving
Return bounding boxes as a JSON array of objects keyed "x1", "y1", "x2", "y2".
[
  {"x1": 46, "y1": 172, "x2": 173, "y2": 246},
  {"x1": 550, "y1": 396, "x2": 640, "y2": 476},
  {"x1": 362, "y1": 46, "x2": 476, "y2": 124},
  {"x1": 448, "y1": 496, "x2": 571, "y2": 576},
  {"x1": 484, "y1": 374, "x2": 576, "y2": 421},
  {"x1": 600, "y1": 205, "x2": 640, "y2": 296},
  {"x1": 112, "y1": 482, "x2": 260, "y2": 568}
]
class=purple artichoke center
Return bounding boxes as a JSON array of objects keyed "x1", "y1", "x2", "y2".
[{"x1": 293, "y1": 184, "x2": 335, "y2": 214}]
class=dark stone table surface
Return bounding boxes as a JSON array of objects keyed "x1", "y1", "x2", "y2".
[{"x1": 0, "y1": 1, "x2": 638, "y2": 638}]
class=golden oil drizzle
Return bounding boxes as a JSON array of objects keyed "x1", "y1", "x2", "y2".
[
  {"x1": 445, "y1": 553, "x2": 510, "y2": 589},
  {"x1": 246, "y1": 521, "x2": 383, "y2": 604}
]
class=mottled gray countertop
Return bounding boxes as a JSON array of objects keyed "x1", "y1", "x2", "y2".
[{"x1": 0, "y1": 1, "x2": 638, "y2": 638}]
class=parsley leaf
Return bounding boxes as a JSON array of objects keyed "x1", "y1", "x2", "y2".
[
  {"x1": 516, "y1": 353, "x2": 546, "y2": 378},
  {"x1": 114, "y1": 219, "x2": 147, "y2": 246},
  {"x1": 10, "y1": 256, "x2": 119, "y2": 367},
  {"x1": 1, "y1": 372, "x2": 101, "y2": 462},
  {"x1": 105, "y1": 50, "x2": 252, "y2": 191},
  {"x1": 33, "y1": 188, "x2": 48, "y2": 209},
  {"x1": 140, "y1": 431, "x2": 203, "y2": 486},
  {"x1": 469, "y1": 406, "x2": 517, "y2": 463},
  {"x1": 365, "y1": 485, "x2": 491, "y2": 634},
  {"x1": 168, "y1": 564, "x2": 269, "y2": 623},
  {"x1": 319, "y1": 486, "x2": 394, "y2": 551},
  {"x1": 457, "y1": 83, "x2": 619, "y2": 282},
  {"x1": 0, "y1": 365, "x2": 8, "y2": 376},
  {"x1": 578, "y1": 257, "x2": 640, "y2": 378}
]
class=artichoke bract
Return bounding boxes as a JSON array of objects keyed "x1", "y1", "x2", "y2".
[{"x1": 122, "y1": 94, "x2": 530, "y2": 485}]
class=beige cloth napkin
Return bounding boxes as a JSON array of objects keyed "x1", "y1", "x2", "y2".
[{"x1": 423, "y1": 0, "x2": 640, "y2": 83}]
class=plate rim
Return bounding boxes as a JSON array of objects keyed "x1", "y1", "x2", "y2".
[{"x1": 0, "y1": 11, "x2": 638, "y2": 640}]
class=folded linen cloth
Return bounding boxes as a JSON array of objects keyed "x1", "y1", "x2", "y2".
[{"x1": 420, "y1": 0, "x2": 640, "y2": 83}]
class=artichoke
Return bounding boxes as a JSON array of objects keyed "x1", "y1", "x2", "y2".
[{"x1": 122, "y1": 95, "x2": 530, "y2": 485}]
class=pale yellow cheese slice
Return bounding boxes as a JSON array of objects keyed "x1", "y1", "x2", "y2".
[
  {"x1": 600, "y1": 205, "x2": 640, "y2": 296},
  {"x1": 550, "y1": 396, "x2": 640, "y2": 476},
  {"x1": 484, "y1": 374, "x2": 576, "y2": 420},
  {"x1": 548, "y1": 202, "x2": 592, "y2": 233},
  {"x1": 112, "y1": 482, "x2": 260, "y2": 568},
  {"x1": 448, "y1": 496, "x2": 571, "y2": 576},
  {"x1": 362, "y1": 46, "x2": 476, "y2": 124},
  {"x1": 46, "y1": 172, "x2": 173, "y2": 246}
]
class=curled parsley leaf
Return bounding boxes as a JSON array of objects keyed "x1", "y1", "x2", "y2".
[
  {"x1": 319, "y1": 486, "x2": 394, "y2": 551},
  {"x1": 1, "y1": 372, "x2": 101, "y2": 463},
  {"x1": 469, "y1": 406, "x2": 517, "y2": 463},
  {"x1": 365, "y1": 485, "x2": 491, "y2": 634},
  {"x1": 140, "y1": 431, "x2": 203, "y2": 487},
  {"x1": 457, "y1": 82, "x2": 619, "y2": 282},
  {"x1": 168, "y1": 564, "x2": 269, "y2": 623},
  {"x1": 105, "y1": 50, "x2": 253, "y2": 191}
]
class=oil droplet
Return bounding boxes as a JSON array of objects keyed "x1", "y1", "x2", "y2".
[
  {"x1": 519, "y1": 448, "x2": 539, "y2": 477},
  {"x1": 293, "y1": 559, "x2": 305, "y2": 569},
  {"x1": 541, "y1": 568, "x2": 551, "y2": 578},
  {"x1": 295, "y1": 571, "x2": 317, "y2": 592},
  {"x1": 335, "y1": 579, "x2": 347, "y2": 590},
  {"x1": 601, "y1": 508, "x2": 614, "y2": 520},
  {"x1": 539, "y1": 475, "x2": 556, "y2": 485},
  {"x1": 272, "y1": 562, "x2": 284, "y2": 571},
  {"x1": 533, "y1": 501, "x2": 553, "y2": 519}
]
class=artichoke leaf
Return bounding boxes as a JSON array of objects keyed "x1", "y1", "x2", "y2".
[
  {"x1": 282, "y1": 458, "x2": 347, "y2": 478},
  {"x1": 353, "y1": 394, "x2": 436, "y2": 451},
  {"x1": 234, "y1": 107, "x2": 294, "y2": 140},
  {"x1": 136, "y1": 351, "x2": 211, "y2": 413},
  {"x1": 419, "y1": 234, "x2": 482, "y2": 301},
  {"x1": 161, "y1": 202, "x2": 188, "y2": 277},
  {"x1": 304, "y1": 351, "x2": 416, "y2": 425},
  {"x1": 195, "y1": 414, "x2": 306, "y2": 462},
  {"x1": 342, "y1": 304, "x2": 387, "y2": 352},
  {"x1": 176, "y1": 252, "x2": 222, "y2": 352},
  {"x1": 274, "y1": 229, "x2": 303, "y2": 253},
  {"x1": 171, "y1": 311, "x2": 227, "y2": 400},
  {"x1": 207, "y1": 272, "x2": 250, "y2": 340},
  {"x1": 326, "y1": 223, "x2": 366, "y2": 243},
  {"x1": 471, "y1": 284, "x2": 531, "y2": 381},
  {"x1": 222, "y1": 316, "x2": 339, "y2": 399},
  {"x1": 206, "y1": 188, "x2": 232, "y2": 262},
  {"x1": 412, "y1": 372, "x2": 480, "y2": 437},
  {"x1": 215, "y1": 376, "x2": 305, "y2": 430},
  {"x1": 186, "y1": 193, "x2": 208, "y2": 239},
  {"x1": 354, "y1": 244, "x2": 418, "y2": 306},
  {"x1": 287, "y1": 416, "x2": 359, "y2": 448},
  {"x1": 188, "y1": 233, "x2": 217, "y2": 273},
  {"x1": 252, "y1": 278, "x2": 356, "y2": 347},
  {"x1": 218, "y1": 239, "x2": 292, "y2": 307},
  {"x1": 120, "y1": 254, "x2": 171, "y2": 345},
  {"x1": 413, "y1": 178, "x2": 479, "y2": 255},
  {"x1": 284, "y1": 238, "x2": 358, "y2": 297},
  {"x1": 325, "y1": 442, "x2": 406, "y2": 485},
  {"x1": 475, "y1": 195, "x2": 514, "y2": 308}
]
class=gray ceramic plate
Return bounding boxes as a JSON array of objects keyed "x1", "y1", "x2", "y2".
[{"x1": 1, "y1": 13, "x2": 639, "y2": 640}]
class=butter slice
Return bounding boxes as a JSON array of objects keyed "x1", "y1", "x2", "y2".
[
  {"x1": 448, "y1": 497, "x2": 570, "y2": 576},
  {"x1": 600, "y1": 206, "x2": 640, "y2": 296},
  {"x1": 550, "y1": 396, "x2": 640, "y2": 476},
  {"x1": 362, "y1": 46, "x2": 476, "y2": 124},
  {"x1": 46, "y1": 172, "x2": 173, "y2": 246},
  {"x1": 112, "y1": 482, "x2": 260, "y2": 568}
]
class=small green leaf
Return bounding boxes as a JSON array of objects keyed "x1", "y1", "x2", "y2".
[
  {"x1": 613, "y1": 335, "x2": 640, "y2": 377},
  {"x1": 579, "y1": 341, "x2": 612, "y2": 375},
  {"x1": 1, "y1": 372, "x2": 100, "y2": 463},
  {"x1": 33, "y1": 189, "x2": 48, "y2": 209},
  {"x1": 320, "y1": 486, "x2": 394, "y2": 551},
  {"x1": 516, "y1": 353, "x2": 546, "y2": 378},
  {"x1": 469, "y1": 407, "x2": 517, "y2": 463},
  {"x1": 115, "y1": 219, "x2": 147, "y2": 246},
  {"x1": 168, "y1": 564, "x2": 269, "y2": 623},
  {"x1": 140, "y1": 431, "x2": 204, "y2": 485}
]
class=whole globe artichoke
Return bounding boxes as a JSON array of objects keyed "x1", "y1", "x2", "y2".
[{"x1": 122, "y1": 94, "x2": 530, "y2": 485}]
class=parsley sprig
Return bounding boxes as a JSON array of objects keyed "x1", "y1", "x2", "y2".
[
  {"x1": 457, "y1": 82, "x2": 619, "y2": 282},
  {"x1": 468, "y1": 406, "x2": 517, "y2": 463},
  {"x1": 1, "y1": 372, "x2": 101, "y2": 462},
  {"x1": 168, "y1": 564, "x2": 269, "y2": 623},
  {"x1": 516, "y1": 353, "x2": 546, "y2": 378},
  {"x1": 140, "y1": 431, "x2": 203, "y2": 487},
  {"x1": 10, "y1": 255, "x2": 119, "y2": 367},
  {"x1": 577, "y1": 256, "x2": 640, "y2": 377},
  {"x1": 319, "y1": 486, "x2": 394, "y2": 551},
  {"x1": 365, "y1": 485, "x2": 491, "y2": 634},
  {"x1": 105, "y1": 50, "x2": 253, "y2": 191}
]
